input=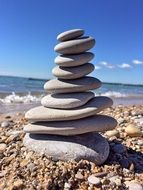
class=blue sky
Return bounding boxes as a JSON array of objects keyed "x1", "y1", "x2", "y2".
[{"x1": 0, "y1": 0, "x2": 143, "y2": 84}]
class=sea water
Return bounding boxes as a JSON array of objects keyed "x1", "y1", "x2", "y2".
[{"x1": 0, "y1": 75, "x2": 143, "y2": 113}]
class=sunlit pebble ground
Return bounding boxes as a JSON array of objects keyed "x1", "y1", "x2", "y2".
[{"x1": 0, "y1": 105, "x2": 143, "y2": 190}]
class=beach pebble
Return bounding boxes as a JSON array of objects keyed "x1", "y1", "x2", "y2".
[
  {"x1": 52, "y1": 63, "x2": 94, "y2": 80},
  {"x1": 54, "y1": 36, "x2": 95, "y2": 55},
  {"x1": 109, "y1": 175, "x2": 122, "y2": 186},
  {"x1": 1, "y1": 121, "x2": 10, "y2": 128},
  {"x1": 25, "y1": 97, "x2": 113, "y2": 122},
  {"x1": 88, "y1": 175, "x2": 101, "y2": 185},
  {"x1": 55, "y1": 52, "x2": 94, "y2": 67},
  {"x1": 41, "y1": 92, "x2": 94, "y2": 109},
  {"x1": 57, "y1": 29, "x2": 84, "y2": 42},
  {"x1": 13, "y1": 179, "x2": 24, "y2": 189},
  {"x1": 94, "y1": 172, "x2": 108, "y2": 178},
  {"x1": 137, "y1": 140, "x2": 143, "y2": 146},
  {"x1": 75, "y1": 172, "x2": 84, "y2": 180},
  {"x1": 23, "y1": 133, "x2": 110, "y2": 165},
  {"x1": 24, "y1": 115, "x2": 117, "y2": 136},
  {"x1": 0, "y1": 143, "x2": 7, "y2": 153},
  {"x1": 126, "y1": 182, "x2": 143, "y2": 190},
  {"x1": 105, "y1": 129, "x2": 119, "y2": 138},
  {"x1": 44, "y1": 76, "x2": 101, "y2": 94},
  {"x1": 134, "y1": 117, "x2": 143, "y2": 125},
  {"x1": 64, "y1": 182, "x2": 71, "y2": 189},
  {"x1": 125, "y1": 124, "x2": 142, "y2": 137}
]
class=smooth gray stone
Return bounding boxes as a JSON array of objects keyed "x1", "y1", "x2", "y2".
[
  {"x1": 55, "y1": 52, "x2": 94, "y2": 67},
  {"x1": 52, "y1": 63, "x2": 94, "y2": 79},
  {"x1": 44, "y1": 76, "x2": 101, "y2": 93},
  {"x1": 25, "y1": 96, "x2": 113, "y2": 122},
  {"x1": 24, "y1": 115, "x2": 117, "y2": 135},
  {"x1": 41, "y1": 92, "x2": 95, "y2": 109},
  {"x1": 23, "y1": 132, "x2": 110, "y2": 165},
  {"x1": 57, "y1": 29, "x2": 84, "y2": 42},
  {"x1": 54, "y1": 36, "x2": 95, "y2": 55}
]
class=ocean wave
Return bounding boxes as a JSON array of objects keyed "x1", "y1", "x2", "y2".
[
  {"x1": 0, "y1": 92, "x2": 42, "y2": 104},
  {"x1": 98, "y1": 91, "x2": 127, "y2": 98}
]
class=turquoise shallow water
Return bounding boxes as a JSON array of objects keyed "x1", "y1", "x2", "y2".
[{"x1": 0, "y1": 75, "x2": 143, "y2": 113}]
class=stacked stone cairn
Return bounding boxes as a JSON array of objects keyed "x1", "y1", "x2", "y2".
[{"x1": 24, "y1": 29, "x2": 117, "y2": 165}]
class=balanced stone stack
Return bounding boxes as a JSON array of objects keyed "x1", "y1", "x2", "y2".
[{"x1": 24, "y1": 29, "x2": 117, "y2": 165}]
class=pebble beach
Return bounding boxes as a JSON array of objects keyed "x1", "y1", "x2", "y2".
[{"x1": 0, "y1": 104, "x2": 143, "y2": 190}]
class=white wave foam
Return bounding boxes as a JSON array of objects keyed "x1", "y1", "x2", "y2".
[
  {"x1": 0, "y1": 91, "x2": 130, "y2": 105},
  {"x1": 0, "y1": 92, "x2": 42, "y2": 104},
  {"x1": 95, "y1": 91, "x2": 127, "y2": 98}
]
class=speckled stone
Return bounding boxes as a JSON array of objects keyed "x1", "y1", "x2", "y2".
[
  {"x1": 52, "y1": 63, "x2": 94, "y2": 79},
  {"x1": 23, "y1": 132, "x2": 110, "y2": 165},
  {"x1": 55, "y1": 52, "x2": 94, "y2": 67},
  {"x1": 41, "y1": 92, "x2": 94, "y2": 109},
  {"x1": 54, "y1": 36, "x2": 95, "y2": 55},
  {"x1": 25, "y1": 96, "x2": 113, "y2": 122},
  {"x1": 44, "y1": 76, "x2": 101, "y2": 94},
  {"x1": 57, "y1": 29, "x2": 84, "y2": 42},
  {"x1": 24, "y1": 115, "x2": 117, "y2": 135}
]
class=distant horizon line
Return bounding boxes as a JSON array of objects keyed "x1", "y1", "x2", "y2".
[{"x1": 0, "y1": 74, "x2": 143, "y2": 86}]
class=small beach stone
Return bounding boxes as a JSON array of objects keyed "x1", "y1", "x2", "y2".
[
  {"x1": 1, "y1": 121, "x2": 10, "y2": 128},
  {"x1": 41, "y1": 92, "x2": 94, "y2": 109},
  {"x1": 126, "y1": 182, "x2": 143, "y2": 190},
  {"x1": 24, "y1": 115, "x2": 117, "y2": 135},
  {"x1": 88, "y1": 175, "x2": 101, "y2": 185},
  {"x1": 105, "y1": 129, "x2": 119, "y2": 138},
  {"x1": 25, "y1": 96, "x2": 113, "y2": 122},
  {"x1": 125, "y1": 124, "x2": 142, "y2": 137},
  {"x1": 52, "y1": 63, "x2": 94, "y2": 79},
  {"x1": 0, "y1": 143, "x2": 7, "y2": 153},
  {"x1": 57, "y1": 29, "x2": 84, "y2": 41},
  {"x1": 75, "y1": 172, "x2": 84, "y2": 180},
  {"x1": 23, "y1": 132, "x2": 110, "y2": 165},
  {"x1": 55, "y1": 52, "x2": 94, "y2": 67},
  {"x1": 44, "y1": 76, "x2": 101, "y2": 93},
  {"x1": 13, "y1": 179, "x2": 24, "y2": 189},
  {"x1": 54, "y1": 36, "x2": 95, "y2": 54},
  {"x1": 137, "y1": 140, "x2": 143, "y2": 146}
]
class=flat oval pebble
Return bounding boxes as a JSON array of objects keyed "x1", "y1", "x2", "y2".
[
  {"x1": 24, "y1": 115, "x2": 117, "y2": 135},
  {"x1": 57, "y1": 29, "x2": 84, "y2": 42},
  {"x1": 41, "y1": 92, "x2": 95, "y2": 109},
  {"x1": 54, "y1": 36, "x2": 95, "y2": 55},
  {"x1": 55, "y1": 52, "x2": 94, "y2": 67},
  {"x1": 23, "y1": 132, "x2": 110, "y2": 165},
  {"x1": 25, "y1": 96, "x2": 113, "y2": 122},
  {"x1": 88, "y1": 175, "x2": 101, "y2": 185},
  {"x1": 105, "y1": 129, "x2": 120, "y2": 138},
  {"x1": 125, "y1": 124, "x2": 142, "y2": 137},
  {"x1": 52, "y1": 63, "x2": 94, "y2": 79},
  {"x1": 44, "y1": 76, "x2": 101, "y2": 93}
]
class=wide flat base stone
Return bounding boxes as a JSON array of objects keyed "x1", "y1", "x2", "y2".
[{"x1": 23, "y1": 132, "x2": 109, "y2": 165}]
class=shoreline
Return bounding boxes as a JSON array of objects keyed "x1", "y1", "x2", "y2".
[{"x1": 0, "y1": 97, "x2": 143, "y2": 114}]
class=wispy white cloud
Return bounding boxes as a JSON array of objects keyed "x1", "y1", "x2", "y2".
[
  {"x1": 94, "y1": 65, "x2": 101, "y2": 70},
  {"x1": 99, "y1": 61, "x2": 115, "y2": 69},
  {"x1": 118, "y1": 63, "x2": 132, "y2": 68},
  {"x1": 106, "y1": 65, "x2": 115, "y2": 69},
  {"x1": 100, "y1": 61, "x2": 108, "y2": 66},
  {"x1": 132, "y1": 59, "x2": 143, "y2": 65}
]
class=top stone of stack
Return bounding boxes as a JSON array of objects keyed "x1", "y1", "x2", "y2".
[
  {"x1": 54, "y1": 29, "x2": 95, "y2": 55},
  {"x1": 57, "y1": 29, "x2": 84, "y2": 42}
]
